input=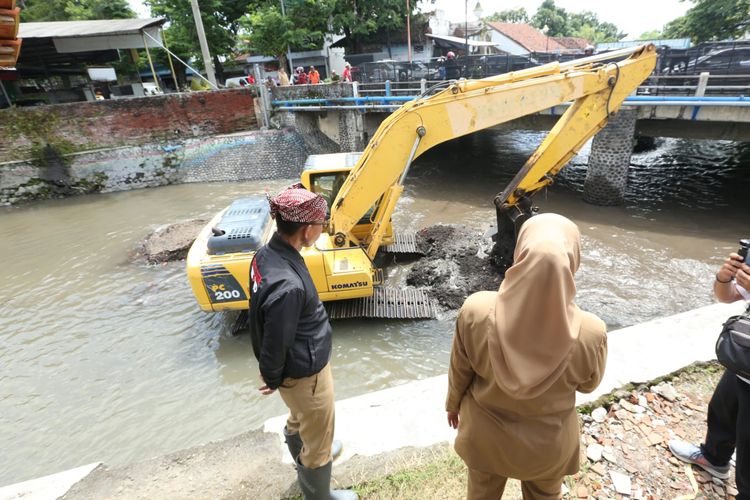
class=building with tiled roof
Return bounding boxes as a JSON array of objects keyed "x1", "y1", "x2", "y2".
[
  {"x1": 485, "y1": 21, "x2": 567, "y2": 55},
  {"x1": 554, "y1": 36, "x2": 591, "y2": 51}
]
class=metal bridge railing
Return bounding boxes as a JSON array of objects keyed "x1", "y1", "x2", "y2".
[{"x1": 271, "y1": 70, "x2": 749, "y2": 112}]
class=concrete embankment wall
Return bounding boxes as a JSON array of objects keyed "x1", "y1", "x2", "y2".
[
  {"x1": 0, "y1": 88, "x2": 342, "y2": 206},
  {"x1": 0, "y1": 128, "x2": 338, "y2": 206}
]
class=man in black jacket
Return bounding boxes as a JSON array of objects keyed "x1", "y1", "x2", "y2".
[{"x1": 249, "y1": 185, "x2": 356, "y2": 500}]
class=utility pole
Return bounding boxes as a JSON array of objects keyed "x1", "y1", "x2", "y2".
[
  {"x1": 406, "y1": 0, "x2": 412, "y2": 63},
  {"x1": 464, "y1": 0, "x2": 468, "y2": 57},
  {"x1": 190, "y1": 0, "x2": 217, "y2": 87},
  {"x1": 280, "y1": 0, "x2": 295, "y2": 74}
]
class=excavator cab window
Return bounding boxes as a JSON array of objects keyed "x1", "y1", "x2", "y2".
[{"x1": 310, "y1": 172, "x2": 378, "y2": 224}]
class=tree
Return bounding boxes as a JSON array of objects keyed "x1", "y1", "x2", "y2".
[
  {"x1": 145, "y1": 0, "x2": 254, "y2": 83},
  {"x1": 639, "y1": 30, "x2": 662, "y2": 40},
  {"x1": 330, "y1": 0, "x2": 419, "y2": 54},
  {"x1": 530, "y1": 0, "x2": 568, "y2": 36},
  {"x1": 21, "y1": 0, "x2": 135, "y2": 22},
  {"x1": 485, "y1": 8, "x2": 529, "y2": 24},
  {"x1": 663, "y1": 0, "x2": 750, "y2": 43},
  {"x1": 528, "y1": 1, "x2": 625, "y2": 43},
  {"x1": 239, "y1": 1, "x2": 332, "y2": 72}
]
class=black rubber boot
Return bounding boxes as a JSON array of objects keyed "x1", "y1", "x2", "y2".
[
  {"x1": 284, "y1": 426, "x2": 343, "y2": 463},
  {"x1": 296, "y1": 458, "x2": 358, "y2": 500},
  {"x1": 283, "y1": 426, "x2": 303, "y2": 461}
]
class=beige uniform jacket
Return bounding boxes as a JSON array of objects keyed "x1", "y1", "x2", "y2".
[{"x1": 446, "y1": 291, "x2": 607, "y2": 480}]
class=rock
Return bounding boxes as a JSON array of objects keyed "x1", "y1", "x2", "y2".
[
  {"x1": 614, "y1": 389, "x2": 631, "y2": 400},
  {"x1": 609, "y1": 470, "x2": 631, "y2": 495},
  {"x1": 561, "y1": 483, "x2": 570, "y2": 496},
  {"x1": 728, "y1": 485, "x2": 740, "y2": 496},
  {"x1": 619, "y1": 398, "x2": 645, "y2": 414},
  {"x1": 712, "y1": 477, "x2": 725, "y2": 486},
  {"x1": 590, "y1": 463, "x2": 607, "y2": 476},
  {"x1": 577, "y1": 485, "x2": 589, "y2": 498},
  {"x1": 592, "y1": 407, "x2": 607, "y2": 423},
  {"x1": 638, "y1": 395, "x2": 649, "y2": 408},
  {"x1": 646, "y1": 432, "x2": 664, "y2": 446},
  {"x1": 668, "y1": 457, "x2": 681, "y2": 466},
  {"x1": 137, "y1": 219, "x2": 208, "y2": 263},
  {"x1": 695, "y1": 471, "x2": 712, "y2": 483},
  {"x1": 651, "y1": 383, "x2": 678, "y2": 402},
  {"x1": 587, "y1": 443, "x2": 604, "y2": 462},
  {"x1": 602, "y1": 446, "x2": 617, "y2": 464}
]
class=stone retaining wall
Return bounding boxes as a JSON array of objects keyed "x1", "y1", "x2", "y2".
[
  {"x1": 584, "y1": 108, "x2": 638, "y2": 205},
  {"x1": 0, "y1": 128, "x2": 335, "y2": 206}
]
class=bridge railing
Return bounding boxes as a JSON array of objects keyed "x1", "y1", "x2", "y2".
[
  {"x1": 271, "y1": 72, "x2": 748, "y2": 111},
  {"x1": 353, "y1": 73, "x2": 748, "y2": 99}
]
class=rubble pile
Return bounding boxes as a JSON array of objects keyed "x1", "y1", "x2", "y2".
[{"x1": 570, "y1": 376, "x2": 739, "y2": 499}]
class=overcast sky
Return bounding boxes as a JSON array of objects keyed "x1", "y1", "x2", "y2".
[{"x1": 127, "y1": 0, "x2": 691, "y2": 40}]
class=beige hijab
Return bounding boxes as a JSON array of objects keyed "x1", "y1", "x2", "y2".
[{"x1": 489, "y1": 213, "x2": 583, "y2": 400}]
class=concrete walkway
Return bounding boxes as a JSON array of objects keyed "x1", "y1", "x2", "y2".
[
  {"x1": 2, "y1": 301, "x2": 746, "y2": 500},
  {"x1": 264, "y1": 301, "x2": 747, "y2": 464}
]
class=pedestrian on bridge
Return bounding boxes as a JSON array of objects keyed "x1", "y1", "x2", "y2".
[
  {"x1": 278, "y1": 67, "x2": 290, "y2": 86},
  {"x1": 446, "y1": 213, "x2": 608, "y2": 499},
  {"x1": 308, "y1": 66, "x2": 320, "y2": 84}
]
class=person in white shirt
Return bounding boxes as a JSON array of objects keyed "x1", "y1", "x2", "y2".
[{"x1": 669, "y1": 249, "x2": 749, "y2": 497}]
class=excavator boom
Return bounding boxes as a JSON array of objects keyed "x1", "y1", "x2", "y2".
[{"x1": 330, "y1": 45, "x2": 657, "y2": 259}]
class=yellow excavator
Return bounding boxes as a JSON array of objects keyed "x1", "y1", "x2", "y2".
[{"x1": 187, "y1": 44, "x2": 656, "y2": 320}]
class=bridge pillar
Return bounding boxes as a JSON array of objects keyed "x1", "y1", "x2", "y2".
[
  {"x1": 583, "y1": 108, "x2": 637, "y2": 206},
  {"x1": 337, "y1": 110, "x2": 367, "y2": 151}
]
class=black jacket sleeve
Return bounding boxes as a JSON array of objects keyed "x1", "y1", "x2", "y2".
[{"x1": 259, "y1": 286, "x2": 304, "y2": 390}]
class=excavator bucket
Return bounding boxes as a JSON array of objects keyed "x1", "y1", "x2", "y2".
[{"x1": 489, "y1": 195, "x2": 536, "y2": 272}]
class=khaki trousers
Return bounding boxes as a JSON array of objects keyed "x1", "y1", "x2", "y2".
[
  {"x1": 278, "y1": 363, "x2": 335, "y2": 468},
  {"x1": 467, "y1": 468, "x2": 563, "y2": 500}
]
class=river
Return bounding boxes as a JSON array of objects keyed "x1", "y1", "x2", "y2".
[{"x1": 1, "y1": 130, "x2": 748, "y2": 485}]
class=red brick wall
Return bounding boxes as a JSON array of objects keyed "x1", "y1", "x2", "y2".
[{"x1": 0, "y1": 88, "x2": 258, "y2": 161}]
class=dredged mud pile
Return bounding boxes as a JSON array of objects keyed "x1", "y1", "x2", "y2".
[
  {"x1": 135, "y1": 219, "x2": 207, "y2": 263},
  {"x1": 406, "y1": 224, "x2": 503, "y2": 310}
]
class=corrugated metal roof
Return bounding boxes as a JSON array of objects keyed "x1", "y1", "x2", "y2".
[
  {"x1": 19, "y1": 18, "x2": 166, "y2": 39},
  {"x1": 426, "y1": 33, "x2": 498, "y2": 47}
]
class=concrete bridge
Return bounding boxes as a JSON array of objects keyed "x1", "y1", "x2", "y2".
[{"x1": 264, "y1": 74, "x2": 750, "y2": 205}]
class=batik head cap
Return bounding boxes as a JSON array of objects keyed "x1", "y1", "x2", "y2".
[{"x1": 268, "y1": 183, "x2": 328, "y2": 223}]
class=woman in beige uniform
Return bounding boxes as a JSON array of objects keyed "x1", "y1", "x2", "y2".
[{"x1": 446, "y1": 213, "x2": 608, "y2": 499}]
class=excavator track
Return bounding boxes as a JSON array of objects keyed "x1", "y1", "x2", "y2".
[
  {"x1": 383, "y1": 232, "x2": 422, "y2": 255},
  {"x1": 326, "y1": 287, "x2": 436, "y2": 319}
]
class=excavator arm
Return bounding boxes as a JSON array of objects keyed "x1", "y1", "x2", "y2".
[{"x1": 329, "y1": 44, "x2": 657, "y2": 260}]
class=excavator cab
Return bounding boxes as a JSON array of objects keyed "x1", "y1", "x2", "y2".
[{"x1": 300, "y1": 152, "x2": 395, "y2": 246}]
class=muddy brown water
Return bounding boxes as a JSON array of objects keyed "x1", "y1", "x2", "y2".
[{"x1": 1, "y1": 131, "x2": 748, "y2": 484}]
